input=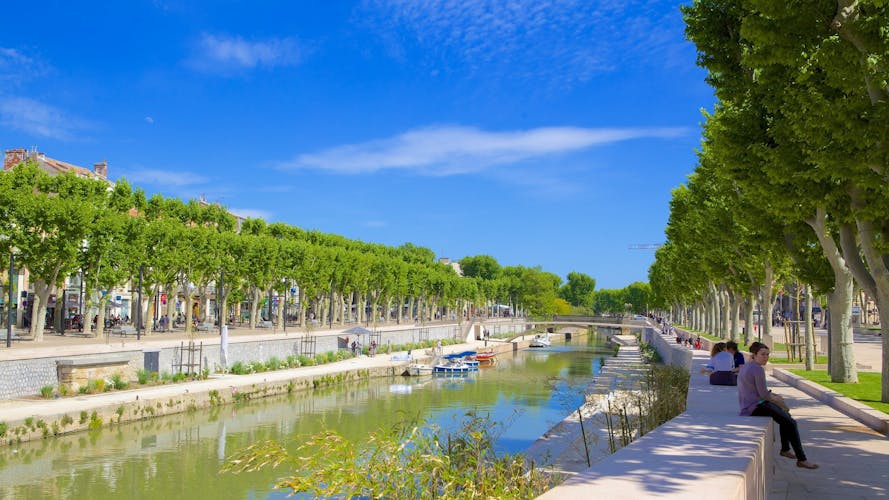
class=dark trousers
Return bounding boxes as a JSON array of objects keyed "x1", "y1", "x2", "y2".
[{"x1": 752, "y1": 401, "x2": 806, "y2": 461}]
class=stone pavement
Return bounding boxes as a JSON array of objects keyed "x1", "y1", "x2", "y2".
[
  {"x1": 767, "y1": 372, "x2": 889, "y2": 499},
  {"x1": 766, "y1": 328, "x2": 889, "y2": 499}
]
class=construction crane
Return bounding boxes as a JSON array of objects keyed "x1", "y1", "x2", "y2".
[{"x1": 628, "y1": 244, "x2": 663, "y2": 250}]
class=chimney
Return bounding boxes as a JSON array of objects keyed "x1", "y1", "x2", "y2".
[
  {"x1": 4, "y1": 148, "x2": 27, "y2": 171},
  {"x1": 93, "y1": 159, "x2": 107, "y2": 178}
]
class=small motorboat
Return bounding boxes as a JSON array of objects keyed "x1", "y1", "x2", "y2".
[
  {"x1": 474, "y1": 349, "x2": 497, "y2": 365},
  {"x1": 403, "y1": 364, "x2": 434, "y2": 376},
  {"x1": 529, "y1": 333, "x2": 551, "y2": 348},
  {"x1": 433, "y1": 357, "x2": 478, "y2": 374}
]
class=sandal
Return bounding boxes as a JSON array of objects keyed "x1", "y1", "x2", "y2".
[
  {"x1": 779, "y1": 450, "x2": 797, "y2": 460},
  {"x1": 796, "y1": 461, "x2": 819, "y2": 470}
]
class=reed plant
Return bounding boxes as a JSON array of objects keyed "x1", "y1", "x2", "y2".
[{"x1": 223, "y1": 412, "x2": 556, "y2": 498}]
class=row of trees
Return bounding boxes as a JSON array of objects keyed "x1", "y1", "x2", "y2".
[
  {"x1": 0, "y1": 161, "x2": 614, "y2": 342},
  {"x1": 651, "y1": 1, "x2": 888, "y2": 401},
  {"x1": 460, "y1": 255, "x2": 653, "y2": 316}
]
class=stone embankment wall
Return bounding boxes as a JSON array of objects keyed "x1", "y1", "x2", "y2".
[
  {"x1": 0, "y1": 320, "x2": 531, "y2": 447},
  {"x1": 0, "y1": 324, "x2": 466, "y2": 399}
]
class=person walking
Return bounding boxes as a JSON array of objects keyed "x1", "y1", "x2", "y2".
[{"x1": 738, "y1": 342, "x2": 818, "y2": 469}]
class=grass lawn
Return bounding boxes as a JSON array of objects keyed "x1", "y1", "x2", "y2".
[
  {"x1": 770, "y1": 355, "x2": 828, "y2": 364},
  {"x1": 788, "y1": 370, "x2": 889, "y2": 415}
]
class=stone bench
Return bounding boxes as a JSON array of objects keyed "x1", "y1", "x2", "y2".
[
  {"x1": 256, "y1": 320, "x2": 273, "y2": 328},
  {"x1": 538, "y1": 327, "x2": 773, "y2": 500},
  {"x1": 56, "y1": 353, "x2": 136, "y2": 392}
]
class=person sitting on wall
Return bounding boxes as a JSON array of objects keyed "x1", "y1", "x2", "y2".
[
  {"x1": 703, "y1": 342, "x2": 737, "y2": 385},
  {"x1": 726, "y1": 341, "x2": 745, "y2": 371}
]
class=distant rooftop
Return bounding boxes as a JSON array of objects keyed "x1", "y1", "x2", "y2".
[{"x1": 3, "y1": 147, "x2": 109, "y2": 180}]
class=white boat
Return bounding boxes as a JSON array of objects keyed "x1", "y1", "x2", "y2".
[
  {"x1": 433, "y1": 357, "x2": 478, "y2": 374},
  {"x1": 529, "y1": 333, "x2": 551, "y2": 348},
  {"x1": 403, "y1": 364, "x2": 434, "y2": 376}
]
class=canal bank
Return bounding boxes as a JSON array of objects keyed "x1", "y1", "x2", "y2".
[
  {"x1": 0, "y1": 329, "x2": 608, "y2": 499},
  {"x1": 0, "y1": 323, "x2": 563, "y2": 447},
  {"x1": 526, "y1": 334, "x2": 645, "y2": 474}
]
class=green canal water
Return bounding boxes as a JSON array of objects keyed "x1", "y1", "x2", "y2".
[{"x1": 0, "y1": 332, "x2": 609, "y2": 499}]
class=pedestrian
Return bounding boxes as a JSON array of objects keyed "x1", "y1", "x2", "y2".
[
  {"x1": 726, "y1": 341, "x2": 745, "y2": 369},
  {"x1": 738, "y1": 342, "x2": 818, "y2": 469}
]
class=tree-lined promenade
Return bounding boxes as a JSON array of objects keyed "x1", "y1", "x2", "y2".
[
  {"x1": 651, "y1": 1, "x2": 889, "y2": 402},
  {"x1": 0, "y1": 161, "x2": 653, "y2": 344}
]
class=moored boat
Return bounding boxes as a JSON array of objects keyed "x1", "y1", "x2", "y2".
[
  {"x1": 403, "y1": 364, "x2": 434, "y2": 376},
  {"x1": 475, "y1": 351, "x2": 497, "y2": 365},
  {"x1": 529, "y1": 333, "x2": 551, "y2": 348}
]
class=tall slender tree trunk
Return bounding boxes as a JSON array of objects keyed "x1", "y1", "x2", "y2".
[
  {"x1": 808, "y1": 208, "x2": 857, "y2": 382},
  {"x1": 805, "y1": 286, "x2": 815, "y2": 371},
  {"x1": 729, "y1": 289, "x2": 740, "y2": 342}
]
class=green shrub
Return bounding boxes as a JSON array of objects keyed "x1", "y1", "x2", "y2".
[
  {"x1": 79, "y1": 411, "x2": 88, "y2": 424},
  {"x1": 110, "y1": 373, "x2": 128, "y2": 390},
  {"x1": 61, "y1": 414, "x2": 73, "y2": 427},
  {"x1": 230, "y1": 361, "x2": 249, "y2": 375},
  {"x1": 0, "y1": 422, "x2": 6, "y2": 437},
  {"x1": 137, "y1": 369, "x2": 151, "y2": 385},
  {"x1": 39, "y1": 385, "x2": 55, "y2": 399},
  {"x1": 88, "y1": 412, "x2": 102, "y2": 431},
  {"x1": 160, "y1": 371, "x2": 172, "y2": 382},
  {"x1": 297, "y1": 355, "x2": 312, "y2": 366},
  {"x1": 267, "y1": 357, "x2": 281, "y2": 371},
  {"x1": 171, "y1": 372, "x2": 186, "y2": 383}
]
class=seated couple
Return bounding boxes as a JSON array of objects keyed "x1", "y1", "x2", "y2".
[{"x1": 702, "y1": 341, "x2": 744, "y2": 386}]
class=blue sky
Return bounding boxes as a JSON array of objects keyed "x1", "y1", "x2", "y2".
[{"x1": 0, "y1": 1, "x2": 712, "y2": 289}]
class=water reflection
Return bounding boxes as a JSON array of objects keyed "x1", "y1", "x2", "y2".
[{"x1": 0, "y1": 333, "x2": 608, "y2": 499}]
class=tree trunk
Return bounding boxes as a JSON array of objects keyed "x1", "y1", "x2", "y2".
[
  {"x1": 744, "y1": 293, "x2": 754, "y2": 346},
  {"x1": 30, "y1": 279, "x2": 55, "y2": 342},
  {"x1": 276, "y1": 290, "x2": 284, "y2": 332},
  {"x1": 729, "y1": 289, "x2": 740, "y2": 342},
  {"x1": 720, "y1": 288, "x2": 730, "y2": 339},
  {"x1": 805, "y1": 286, "x2": 815, "y2": 371},
  {"x1": 96, "y1": 296, "x2": 110, "y2": 338},
  {"x1": 808, "y1": 208, "x2": 857, "y2": 382},
  {"x1": 166, "y1": 286, "x2": 177, "y2": 331},
  {"x1": 184, "y1": 289, "x2": 194, "y2": 337},
  {"x1": 762, "y1": 262, "x2": 776, "y2": 341},
  {"x1": 250, "y1": 288, "x2": 259, "y2": 330}
]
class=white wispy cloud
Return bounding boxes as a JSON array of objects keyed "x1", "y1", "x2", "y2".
[
  {"x1": 144, "y1": 116, "x2": 154, "y2": 124},
  {"x1": 358, "y1": 0, "x2": 690, "y2": 86},
  {"x1": 0, "y1": 47, "x2": 51, "y2": 84},
  {"x1": 188, "y1": 33, "x2": 303, "y2": 73},
  {"x1": 282, "y1": 125, "x2": 686, "y2": 175},
  {"x1": 228, "y1": 207, "x2": 273, "y2": 220},
  {"x1": 126, "y1": 168, "x2": 208, "y2": 186},
  {"x1": 0, "y1": 96, "x2": 88, "y2": 140}
]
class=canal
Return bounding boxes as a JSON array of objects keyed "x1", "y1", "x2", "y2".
[{"x1": 0, "y1": 332, "x2": 609, "y2": 499}]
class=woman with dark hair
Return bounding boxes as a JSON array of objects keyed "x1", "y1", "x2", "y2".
[{"x1": 738, "y1": 342, "x2": 818, "y2": 469}]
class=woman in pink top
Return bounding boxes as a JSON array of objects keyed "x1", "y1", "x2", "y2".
[{"x1": 737, "y1": 342, "x2": 818, "y2": 469}]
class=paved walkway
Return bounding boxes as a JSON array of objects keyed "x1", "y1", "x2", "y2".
[
  {"x1": 768, "y1": 372, "x2": 889, "y2": 499},
  {"x1": 764, "y1": 327, "x2": 888, "y2": 499}
]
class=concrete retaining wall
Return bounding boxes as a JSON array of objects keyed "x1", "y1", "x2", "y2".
[{"x1": 0, "y1": 322, "x2": 503, "y2": 399}]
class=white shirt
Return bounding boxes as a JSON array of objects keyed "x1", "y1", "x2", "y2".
[{"x1": 711, "y1": 351, "x2": 735, "y2": 371}]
